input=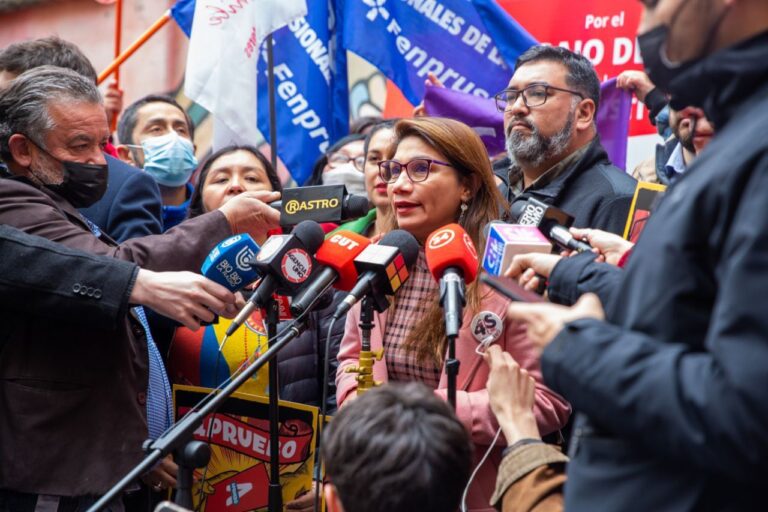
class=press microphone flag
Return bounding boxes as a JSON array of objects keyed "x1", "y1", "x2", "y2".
[
  {"x1": 201, "y1": 234, "x2": 261, "y2": 291},
  {"x1": 289, "y1": 230, "x2": 371, "y2": 317},
  {"x1": 424, "y1": 224, "x2": 478, "y2": 338},
  {"x1": 332, "y1": 230, "x2": 420, "y2": 320},
  {"x1": 269, "y1": 185, "x2": 370, "y2": 227},
  {"x1": 511, "y1": 198, "x2": 592, "y2": 253},
  {"x1": 226, "y1": 221, "x2": 325, "y2": 336},
  {"x1": 482, "y1": 223, "x2": 552, "y2": 276}
]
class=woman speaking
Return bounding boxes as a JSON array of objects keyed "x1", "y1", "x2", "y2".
[{"x1": 335, "y1": 117, "x2": 570, "y2": 512}]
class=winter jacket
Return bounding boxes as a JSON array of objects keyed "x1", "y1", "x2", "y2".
[{"x1": 542, "y1": 31, "x2": 768, "y2": 511}]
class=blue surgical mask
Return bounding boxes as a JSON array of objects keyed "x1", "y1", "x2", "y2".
[{"x1": 136, "y1": 131, "x2": 198, "y2": 187}]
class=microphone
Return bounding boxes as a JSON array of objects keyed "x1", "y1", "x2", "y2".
[
  {"x1": 226, "y1": 220, "x2": 325, "y2": 336},
  {"x1": 332, "y1": 230, "x2": 420, "y2": 321},
  {"x1": 289, "y1": 230, "x2": 371, "y2": 317},
  {"x1": 510, "y1": 198, "x2": 592, "y2": 253},
  {"x1": 268, "y1": 185, "x2": 370, "y2": 227},
  {"x1": 200, "y1": 233, "x2": 261, "y2": 292},
  {"x1": 481, "y1": 223, "x2": 552, "y2": 276},
  {"x1": 424, "y1": 224, "x2": 478, "y2": 338}
]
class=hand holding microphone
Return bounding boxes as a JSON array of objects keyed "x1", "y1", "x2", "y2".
[{"x1": 218, "y1": 190, "x2": 282, "y2": 241}]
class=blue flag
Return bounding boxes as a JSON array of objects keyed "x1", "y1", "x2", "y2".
[
  {"x1": 172, "y1": 0, "x2": 347, "y2": 185},
  {"x1": 470, "y1": 0, "x2": 537, "y2": 67},
  {"x1": 339, "y1": 0, "x2": 534, "y2": 105},
  {"x1": 257, "y1": 0, "x2": 350, "y2": 185},
  {"x1": 170, "y1": 0, "x2": 194, "y2": 37}
]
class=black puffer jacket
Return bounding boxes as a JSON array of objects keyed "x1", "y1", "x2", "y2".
[
  {"x1": 277, "y1": 289, "x2": 344, "y2": 414},
  {"x1": 500, "y1": 138, "x2": 637, "y2": 235}
]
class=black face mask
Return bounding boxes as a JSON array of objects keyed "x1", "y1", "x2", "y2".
[
  {"x1": 637, "y1": 24, "x2": 695, "y2": 97},
  {"x1": 637, "y1": 1, "x2": 731, "y2": 105},
  {"x1": 46, "y1": 160, "x2": 109, "y2": 208},
  {"x1": 26, "y1": 137, "x2": 109, "y2": 208}
]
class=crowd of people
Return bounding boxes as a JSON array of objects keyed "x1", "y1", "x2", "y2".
[{"x1": 0, "y1": 0, "x2": 767, "y2": 511}]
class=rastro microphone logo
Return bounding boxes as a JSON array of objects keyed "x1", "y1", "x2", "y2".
[
  {"x1": 281, "y1": 249, "x2": 312, "y2": 284},
  {"x1": 428, "y1": 228, "x2": 456, "y2": 250},
  {"x1": 284, "y1": 198, "x2": 340, "y2": 215}
]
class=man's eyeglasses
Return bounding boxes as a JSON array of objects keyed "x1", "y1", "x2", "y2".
[
  {"x1": 493, "y1": 84, "x2": 584, "y2": 112},
  {"x1": 327, "y1": 152, "x2": 366, "y2": 172},
  {"x1": 378, "y1": 158, "x2": 453, "y2": 184}
]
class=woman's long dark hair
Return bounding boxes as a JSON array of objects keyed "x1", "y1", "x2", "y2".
[{"x1": 188, "y1": 145, "x2": 282, "y2": 218}]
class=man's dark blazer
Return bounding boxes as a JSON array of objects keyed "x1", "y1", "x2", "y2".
[
  {"x1": 0, "y1": 224, "x2": 137, "y2": 329},
  {"x1": 79, "y1": 155, "x2": 163, "y2": 242},
  {"x1": 0, "y1": 177, "x2": 233, "y2": 496}
]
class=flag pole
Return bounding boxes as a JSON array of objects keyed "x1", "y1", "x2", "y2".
[
  {"x1": 113, "y1": 0, "x2": 123, "y2": 85},
  {"x1": 98, "y1": 10, "x2": 172, "y2": 85},
  {"x1": 265, "y1": 36, "x2": 282, "y2": 512},
  {"x1": 109, "y1": 0, "x2": 123, "y2": 133},
  {"x1": 266, "y1": 36, "x2": 279, "y2": 176}
]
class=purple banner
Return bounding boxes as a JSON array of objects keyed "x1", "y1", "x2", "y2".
[
  {"x1": 423, "y1": 78, "x2": 632, "y2": 170},
  {"x1": 596, "y1": 78, "x2": 632, "y2": 171},
  {"x1": 423, "y1": 86, "x2": 506, "y2": 156}
]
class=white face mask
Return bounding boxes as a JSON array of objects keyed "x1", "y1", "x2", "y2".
[{"x1": 322, "y1": 163, "x2": 367, "y2": 196}]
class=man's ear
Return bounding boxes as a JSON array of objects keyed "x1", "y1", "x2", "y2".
[
  {"x1": 116, "y1": 144, "x2": 138, "y2": 166},
  {"x1": 575, "y1": 98, "x2": 596, "y2": 132},
  {"x1": 8, "y1": 134, "x2": 33, "y2": 168},
  {"x1": 324, "y1": 483, "x2": 345, "y2": 512}
]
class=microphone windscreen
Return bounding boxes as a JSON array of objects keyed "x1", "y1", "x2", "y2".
[
  {"x1": 315, "y1": 230, "x2": 371, "y2": 290},
  {"x1": 290, "y1": 220, "x2": 325, "y2": 253},
  {"x1": 378, "y1": 229, "x2": 420, "y2": 270},
  {"x1": 424, "y1": 223, "x2": 479, "y2": 284},
  {"x1": 345, "y1": 194, "x2": 371, "y2": 219},
  {"x1": 509, "y1": 200, "x2": 528, "y2": 223}
]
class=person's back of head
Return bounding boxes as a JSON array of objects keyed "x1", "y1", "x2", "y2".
[
  {"x1": 321, "y1": 382, "x2": 473, "y2": 512},
  {"x1": 0, "y1": 36, "x2": 97, "y2": 84}
]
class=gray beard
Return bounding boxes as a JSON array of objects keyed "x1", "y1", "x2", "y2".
[{"x1": 506, "y1": 114, "x2": 575, "y2": 169}]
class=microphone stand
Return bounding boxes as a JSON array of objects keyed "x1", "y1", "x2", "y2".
[
  {"x1": 440, "y1": 272, "x2": 466, "y2": 411},
  {"x1": 344, "y1": 294, "x2": 389, "y2": 394},
  {"x1": 87, "y1": 316, "x2": 310, "y2": 512},
  {"x1": 264, "y1": 297, "x2": 282, "y2": 512}
]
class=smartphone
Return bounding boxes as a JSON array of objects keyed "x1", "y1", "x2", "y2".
[{"x1": 480, "y1": 274, "x2": 545, "y2": 303}]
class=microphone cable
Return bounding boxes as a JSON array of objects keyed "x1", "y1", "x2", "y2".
[
  {"x1": 460, "y1": 426, "x2": 503, "y2": 512},
  {"x1": 312, "y1": 314, "x2": 339, "y2": 512}
]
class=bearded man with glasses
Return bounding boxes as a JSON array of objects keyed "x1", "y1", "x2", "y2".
[{"x1": 494, "y1": 45, "x2": 637, "y2": 235}]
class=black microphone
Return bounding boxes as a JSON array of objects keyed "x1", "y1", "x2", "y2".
[
  {"x1": 510, "y1": 198, "x2": 592, "y2": 253},
  {"x1": 268, "y1": 185, "x2": 370, "y2": 227},
  {"x1": 332, "y1": 230, "x2": 420, "y2": 321},
  {"x1": 226, "y1": 220, "x2": 325, "y2": 336}
]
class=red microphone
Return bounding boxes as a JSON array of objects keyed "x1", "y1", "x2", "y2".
[
  {"x1": 289, "y1": 230, "x2": 371, "y2": 317},
  {"x1": 425, "y1": 224, "x2": 479, "y2": 337}
]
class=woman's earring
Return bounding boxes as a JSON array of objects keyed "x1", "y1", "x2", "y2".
[{"x1": 458, "y1": 202, "x2": 468, "y2": 224}]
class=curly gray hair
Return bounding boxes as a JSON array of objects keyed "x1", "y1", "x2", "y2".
[{"x1": 0, "y1": 65, "x2": 102, "y2": 162}]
